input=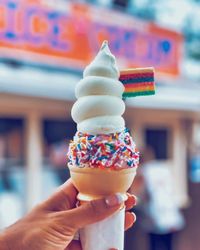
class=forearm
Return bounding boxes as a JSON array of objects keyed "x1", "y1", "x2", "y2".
[
  {"x1": 0, "y1": 223, "x2": 24, "y2": 250},
  {"x1": 0, "y1": 233, "x2": 10, "y2": 250}
]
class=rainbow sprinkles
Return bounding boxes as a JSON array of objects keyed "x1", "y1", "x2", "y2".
[{"x1": 120, "y1": 67, "x2": 155, "y2": 98}]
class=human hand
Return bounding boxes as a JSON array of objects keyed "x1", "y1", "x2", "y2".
[{"x1": 0, "y1": 179, "x2": 136, "y2": 250}]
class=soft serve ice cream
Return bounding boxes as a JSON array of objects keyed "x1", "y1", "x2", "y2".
[
  {"x1": 68, "y1": 41, "x2": 139, "y2": 170},
  {"x1": 71, "y1": 40, "x2": 125, "y2": 135}
]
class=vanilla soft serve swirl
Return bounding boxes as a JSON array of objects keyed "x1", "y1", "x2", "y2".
[{"x1": 71, "y1": 41, "x2": 125, "y2": 135}]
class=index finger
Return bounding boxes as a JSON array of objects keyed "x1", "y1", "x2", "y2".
[{"x1": 41, "y1": 178, "x2": 78, "y2": 211}]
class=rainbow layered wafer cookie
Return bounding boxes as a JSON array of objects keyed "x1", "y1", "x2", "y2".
[{"x1": 120, "y1": 67, "x2": 155, "y2": 98}]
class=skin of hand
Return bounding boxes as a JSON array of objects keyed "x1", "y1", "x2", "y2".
[{"x1": 0, "y1": 179, "x2": 137, "y2": 250}]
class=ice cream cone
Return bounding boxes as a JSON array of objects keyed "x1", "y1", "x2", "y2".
[
  {"x1": 67, "y1": 41, "x2": 140, "y2": 250},
  {"x1": 69, "y1": 164, "x2": 137, "y2": 201}
]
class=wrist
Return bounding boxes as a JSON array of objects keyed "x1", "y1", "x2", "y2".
[{"x1": 0, "y1": 233, "x2": 10, "y2": 250}]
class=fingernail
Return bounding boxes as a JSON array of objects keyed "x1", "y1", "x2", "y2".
[
  {"x1": 105, "y1": 193, "x2": 124, "y2": 207},
  {"x1": 132, "y1": 195, "x2": 138, "y2": 205},
  {"x1": 131, "y1": 212, "x2": 137, "y2": 222}
]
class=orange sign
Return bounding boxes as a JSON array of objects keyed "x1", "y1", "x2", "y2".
[{"x1": 0, "y1": 0, "x2": 183, "y2": 76}]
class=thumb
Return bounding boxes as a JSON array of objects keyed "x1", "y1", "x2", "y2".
[{"x1": 61, "y1": 193, "x2": 125, "y2": 229}]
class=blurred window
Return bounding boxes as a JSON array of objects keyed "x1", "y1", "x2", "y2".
[
  {"x1": 43, "y1": 119, "x2": 76, "y2": 145},
  {"x1": 113, "y1": 0, "x2": 129, "y2": 8},
  {"x1": 145, "y1": 128, "x2": 169, "y2": 160},
  {"x1": 0, "y1": 118, "x2": 24, "y2": 168},
  {"x1": 0, "y1": 118, "x2": 24, "y2": 229},
  {"x1": 43, "y1": 119, "x2": 76, "y2": 184}
]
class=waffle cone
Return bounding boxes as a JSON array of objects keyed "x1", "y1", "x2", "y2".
[{"x1": 68, "y1": 164, "x2": 137, "y2": 201}]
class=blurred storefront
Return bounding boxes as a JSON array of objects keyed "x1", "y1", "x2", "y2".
[{"x1": 0, "y1": 0, "x2": 200, "y2": 244}]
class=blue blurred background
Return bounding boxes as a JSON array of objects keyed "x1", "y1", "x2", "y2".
[{"x1": 0, "y1": 0, "x2": 200, "y2": 249}]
